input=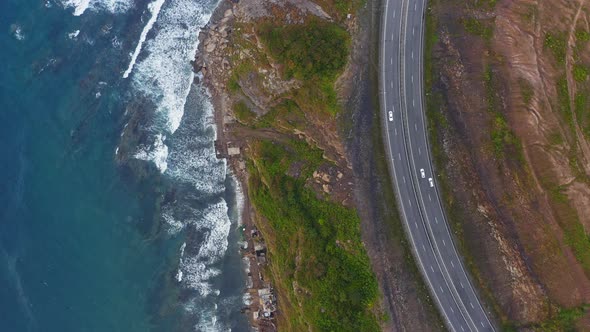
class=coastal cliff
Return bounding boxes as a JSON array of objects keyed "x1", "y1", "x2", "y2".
[{"x1": 195, "y1": 0, "x2": 442, "y2": 330}]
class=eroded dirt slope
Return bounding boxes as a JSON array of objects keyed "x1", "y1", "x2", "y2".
[{"x1": 428, "y1": 0, "x2": 590, "y2": 329}]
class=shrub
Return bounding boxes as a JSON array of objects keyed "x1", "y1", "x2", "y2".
[{"x1": 258, "y1": 19, "x2": 350, "y2": 81}]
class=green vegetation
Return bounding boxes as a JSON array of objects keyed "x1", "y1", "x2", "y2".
[
  {"x1": 519, "y1": 78, "x2": 534, "y2": 106},
  {"x1": 228, "y1": 62, "x2": 255, "y2": 93},
  {"x1": 232, "y1": 101, "x2": 256, "y2": 124},
  {"x1": 563, "y1": 217, "x2": 590, "y2": 272},
  {"x1": 575, "y1": 91, "x2": 590, "y2": 138},
  {"x1": 470, "y1": 0, "x2": 497, "y2": 10},
  {"x1": 248, "y1": 139, "x2": 379, "y2": 331},
  {"x1": 258, "y1": 19, "x2": 350, "y2": 114},
  {"x1": 258, "y1": 19, "x2": 349, "y2": 81},
  {"x1": 491, "y1": 114, "x2": 519, "y2": 157},
  {"x1": 224, "y1": 9, "x2": 385, "y2": 329},
  {"x1": 484, "y1": 66, "x2": 523, "y2": 160},
  {"x1": 573, "y1": 64, "x2": 588, "y2": 82},
  {"x1": 574, "y1": 93, "x2": 587, "y2": 125},
  {"x1": 537, "y1": 148, "x2": 590, "y2": 276},
  {"x1": 572, "y1": 60, "x2": 590, "y2": 139},
  {"x1": 544, "y1": 32, "x2": 567, "y2": 64},
  {"x1": 533, "y1": 305, "x2": 588, "y2": 331},
  {"x1": 548, "y1": 131, "x2": 564, "y2": 146},
  {"x1": 256, "y1": 99, "x2": 306, "y2": 130},
  {"x1": 556, "y1": 76, "x2": 574, "y2": 129},
  {"x1": 462, "y1": 18, "x2": 494, "y2": 40},
  {"x1": 575, "y1": 29, "x2": 590, "y2": 43}
]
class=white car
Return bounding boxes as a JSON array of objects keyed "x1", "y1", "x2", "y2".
[
  {"x1": 420, "y1": 168, "x2": 425, "y2": 178},
  {"x1": 428, "y1": 177, "x2": 434, "y2": 188},
  {"x1": 388, "y1": 111, "x2": 394, "y2": 122}
]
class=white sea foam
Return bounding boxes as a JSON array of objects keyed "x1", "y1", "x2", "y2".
[
  {"x1": 126, "y1": 0, "x2": 219, "y2": 174},
  {"x1": 134, "y1": 133, "x2": 168, "y2": 172},
  {"x1": 111, "y1": 36, "x2": 122, "y2": 49},
  {"x1": 123, "y1": 0, "x2": 166, "y2": 78},
  {"x1": 68, "y1": 30, "x2": 80, "y2": 39},
  {"x1": 174, "y1": 201, "x2": 231, "y2": 297},
  {"x1": 165, "y1": 88, "x2": 226, "y2": 195},
  {"x1": 62, "y1": 0, "x2": 89, "y2": 15},
  {"x1": 179, "y1": 242, "x2": 186, "y2": 256},
  {"x1": 231, "y1": 172, "x2": 244, "y2": 225},
  {"x1": 194, "y1": 306, "x2": 220, "y2": 331},
  {"x1": 130, "y1": 0, "x2": 216, "y2": 134},
  {"x1": 61, "y1": 0, "x2": 133, "y2": 16},
  {"x1": 12, "y1": 24, "x2": 25, "y2": 40}
]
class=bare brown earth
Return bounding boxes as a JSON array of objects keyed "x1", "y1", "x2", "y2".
[
  {"x1": 427, "y1": 0, "x2": 590, "y2": 329},
  {"x1": 196, "y1": 0, "x2": 443, "y2": 330}
]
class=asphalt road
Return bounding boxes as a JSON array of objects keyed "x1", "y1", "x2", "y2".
[{"x1": 379, "y1": 0, "x2": 495, "y2": 331}]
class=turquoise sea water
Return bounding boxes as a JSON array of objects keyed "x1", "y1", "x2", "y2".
[{"x1": 0, "y1": 0, "x2": 246, "y2": 331}]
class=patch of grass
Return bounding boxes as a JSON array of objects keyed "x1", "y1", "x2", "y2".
[
  {"x1": 556, "y1": 76, "x2": 574, "y2": 128},
  {"x1": 549, "y1": 185, "x2": 569, "y2": 203},
  {"x1": 519, "y1": 78, "x2": 534, "y2": 106},
  {"x1": 564, "y1": 219, "x2": 590, "y2": 273},
  {"x1": 233, "y1": 101, "x2": 256, "y2": 124},
  {"x1": 568, "y1": 147, "x2": 588, "y2": 182},
  {"x1": 484, "y1": 64, "x2": 496, "y2": 111},
  {"x1": 248, "y1": 139, "x2": 380, "y2": 331},
  {"x1": 485, "y1": 65, "x2": 524, "y2": 161},
  {"x1": 490, "y1": 113, "x2": 519, "y2": 157},
  {"x1": 538, "y1": 146, "x2": 590, "y2": 275},
  {"x1": 574, "y1": 92, "x2": 587, "y2": 124},
  {"x1": 573, "y1": 64, "x2": 589, "y2": 82},
  {"x1": 576, "y1": 29, "x2": 590, "y2": 42},
  {"x1": 548, "y1": 131, "x2": 564, "y2": 146},
  {"x1": 462, "y1": 18, "x2": 494, "y2": 40},
  {"x1": 256, "y1": 99, "x2": 306, "y2": 130},
  {"x1": 470, "y1": 0, "x2": 497, "y2": 10},
  {"x1": 544, "y1": 32, "x2": 567, "y2": 64},
  {"x1": 228, "y1": 76, "x2": 240, "y2": 93},
  {"x1": 228, "y1": 61, "x2": 255, "y2": 93},
  {"x1": 530, "y1": 305, "x2": 588, "y2": 331},
  {"x1": 574, "y1": 90, "x2": 590, "y2": 138}
]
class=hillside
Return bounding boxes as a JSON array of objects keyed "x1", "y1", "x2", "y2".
[
  {"x1": 196, "y1": 0, "x2": 443, "y2": 330},
  {"x1": 425, "y1": 0, "x2": 590, "y2": 329}
]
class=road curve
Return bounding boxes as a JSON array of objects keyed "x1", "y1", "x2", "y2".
[{"x1": 379, "y1": 0, "x2": 495, "y2": 331}]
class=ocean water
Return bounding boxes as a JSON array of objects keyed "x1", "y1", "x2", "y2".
[{"x1": 0, "y1": 0, "x2": 246, "y2": 331}]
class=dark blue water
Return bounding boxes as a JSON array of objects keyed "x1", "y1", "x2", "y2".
[{"x1": 0, "y1": 0, "x2": 246, "y2": 331}]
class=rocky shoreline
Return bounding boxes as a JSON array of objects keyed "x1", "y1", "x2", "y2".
[{"x1": 194, "y1": 1, "x2": 278, "y2": 330}]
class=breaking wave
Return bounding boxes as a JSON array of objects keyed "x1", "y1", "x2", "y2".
[
  {"x1": 171, "y1": 201, "x2": 231, "y2": 296},
  {"x1": 122, "y1": 0, "x2": 166, "y2": 79},
  {"x1": 61, "y1": 0, "x2": 133, "y2": 16},
  {"x1": 130, "y1": 0, "x2": 218, "y2": 135},
  {"x1": 134, "y1": 133, "x2": 169, "y2": 172}
]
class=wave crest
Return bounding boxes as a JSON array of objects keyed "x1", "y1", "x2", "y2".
[{"x1": 61, "y1": 0, "x2": 133, "y2": 16}]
